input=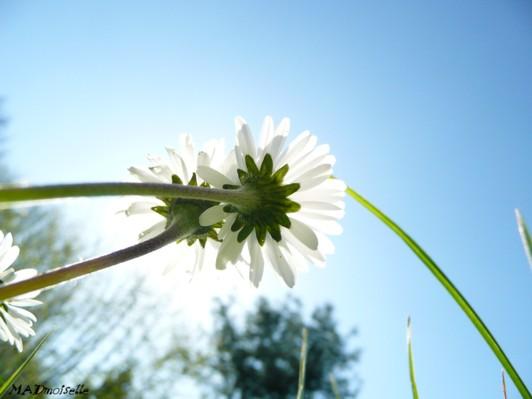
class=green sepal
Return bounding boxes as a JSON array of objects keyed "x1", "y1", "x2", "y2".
[
  {"x1": 223, "y1": 204, "x2": 238, "y2": 213},
  {"x1": 237, "y1": 169, "x2": 248, "y2": 184},
  {"x1": 188, "y1": 172, "x2": 198, "y2": 186},
  {"x1": 223, "y1": 184, "x2": 240, "y2": 190},
  {"x1": 218, "y1": 152, "x2": 304, "y2": 249},
  {"x1": 286, "y1": 200, "x2": 301, "y2": 213},
  {"x1": 276, "y1": 213, "x2": 291, "y2": 228},
  {"x1": 231, "y1": 215, "x2": 245, "y2": 232},
  {"x1": 272, "y1": 164, "x2": 289, "y2": 183},
  {"x1": 268, "y1": 224, "x2": 282, "y2": 242},
  {"x1": 171, "y1": 174, "x2": 183, "y2": 185},
  {"x1": 151, "y1": 206, "x2": 169, "y2": 217},
  {"x1": 245, "y1": 155, "x2": 260, "y2": 175},
  {"x1": 144, "y1": 171, "x2": 222, "y2": 255},
  {"x1": 255, "y1": 225, "x2": 267, "y2": 246},
  {"x1": 283, "y1": 183, "x2": 300, "y2": 196},
  {"x1": 260, "y1": 154, "x2": 273, "y2": 176},
  {"x1": 237, "y1": 224, "x2": 254, "y2": 242},
  {"x1": 207, "y1": 230, "x2": 221, "y2": 242}
]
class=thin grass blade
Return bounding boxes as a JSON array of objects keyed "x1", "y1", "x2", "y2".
[
  {"x1": 503, "y1": 370, "x2": 508, "y2": 399},
  {"x1": 296, "y1": 327, "x2": 308, "y2": 399},
  {"x1": 407, "y1": 317, "x2": 420, "y2": 399},
  {"x1": 329, "y1": 373, "x2": 341, "y2": 399},
  {"x1": 515, "y1": 209, "x2": 532, "y2": 269},
  {"x1": 0, "y1": 335, "x2": 48, "y2": 398},
  {"x1": 346, "y1": 186, "x2": 531, "y2": 398}
]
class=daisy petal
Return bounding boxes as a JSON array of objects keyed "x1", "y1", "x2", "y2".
[
  {"x1": 139, "y1": 220, "x2": 166, "y2": 242},
  {"x1": 275, "y1": 117, "x2": 290, "y2": 137},
  {"x1": 197, "y1": 151, "x2": 211, "y2": 168},
  {"x1": 128, "y1": 167, "x2": 165, "y2": 183},
  {"x1": 165, "y1": 147, "x2": 189, "y2": 180},
  {"x1": 298, "y1": 172, "x2": 332, "y2": 191},
  {"x1": 248, "y1": 235, "x2": 264, "y2": 287},
  {"x1": 6, "y1": 306, "x2": 37, "y2": 323},
  {"x1": 216, "y1": 232, "x2": 245, "y2": 270},
  {"x1": 265, "y1": 237, "x2": 295, "y2": 288},
  {"x1": 236, "y1": 118, "x2": 256, "y2": 159},
  {"x1": 297, "y1": 201, "x2": 344, "y2": 211},
  {"x1": 179, "y1": 134, "x2": 196, "y2": 180},
  {"x1": 0, "y1": 232, "x2": 14, "y2": 259},
  {"x1": 283, "y1": 229, "x2": 326, "y2": 266},
  {"x1": 125, "y1": 201, "x2": 160, "y2": 216},
  {"x1": 11, "y1": 268, "x2": 38, "y2": 282},
  {"x1": 8, "y1": 299, "x2": 42, "y2": 307},
  {"x1": 259, "y1": 116, "x2": 274, "y2": 157},
  {"x1": 199, "y1": 205, "x2": 227, "y2": 226},
  {"x1": 0, "y1": 245, "x2": 19, "y2": 273},
  {"x1": 289, "y1": 218, "x2": 319, "y2": 250},
  {"x1": 197, "y1": 166, "x2": 234, "y2": 189}
]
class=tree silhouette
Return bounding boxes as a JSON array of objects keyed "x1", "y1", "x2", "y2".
[{"x1": 204, "y1": 296, "x2": 360, "y2": 399}]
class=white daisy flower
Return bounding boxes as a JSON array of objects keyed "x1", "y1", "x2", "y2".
[
  {"x1": 197, "y1": 116, "x2": 345, "y2": 288},
  {"x1": 126, "y1": 134, "x2": 233, "y2": 275},
  {"x1": 0, "y1": 230, "x2": 41, "y2": 352}
]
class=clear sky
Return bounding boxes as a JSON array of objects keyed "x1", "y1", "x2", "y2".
[{"x1": 1, "y1": 1, "x2": 531, "y2": 398}]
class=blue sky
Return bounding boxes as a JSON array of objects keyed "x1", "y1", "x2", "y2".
[{"x1": 1, "y1": 1, "x2": 531, "y2": 397}]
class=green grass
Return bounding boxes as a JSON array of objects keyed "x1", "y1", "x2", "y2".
[
  {"x1": 515, "y1": 209, "x2": 532, "y2": 268},
  {"x1": 346, "y1": 185, "x2": 531, "y2": 398},
  {"x1": 407, "y1": 317, "x2": 420, "y2": 399},
  {"x1": 0, "y1": 335, "x2": 48, "y2": 398},
  {"x1": 296, "y1": 328, "x2": 308, "y2": 399}
]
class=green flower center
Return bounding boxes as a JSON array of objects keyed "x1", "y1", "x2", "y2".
[
  {"x1": 222, "y1": 154, "x2": 301, "y2": 245},
  {"x1": 152, "y1": 173, "x2": 221, "y2": 247}
]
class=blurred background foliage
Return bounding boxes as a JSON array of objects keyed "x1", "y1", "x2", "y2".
[
  {"x1": 203, "y1": 297, "x2": 360, "y2": 399},
  {"x1": 0, "y1": 106, "x2": 360, "y2": 398}
]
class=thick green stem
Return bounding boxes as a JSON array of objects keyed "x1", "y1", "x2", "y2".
[
  {"x1": 0, "y1": 182, "x2": 257, "y2": 208},
  {"x1": 346, "y1": 186, "x2": 531, "y2": 398},
  {"x1": 0, "y1": 217, "x2": 192, "y2": 301}
]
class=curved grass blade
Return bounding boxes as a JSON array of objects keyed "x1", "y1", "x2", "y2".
[
  {"x1": 515, "y1": 209, "x2": 532, "y2": 269},
  {"x1": 407, "y1": 317, "x2": 420, "y2": 399},
  {"x1": 346, "y1": 186, "x2": 531, "y2": 398},
  {"x1": 0, "y1": 335, "x2": 48, "y2": 398},
  {"x1": 296, "y1": 328, "x2": 308, "y2": 399}
]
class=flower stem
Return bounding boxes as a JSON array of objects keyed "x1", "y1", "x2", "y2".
[
  {"x1": 0, "y1": 216, "x2": 193, "y2": 301},
  {"x1": 0, "y1": 182, "x2": 257, "y2": 208},
  {"x1": 346, "y1": 186, "x2": 531, "y2": 398}
]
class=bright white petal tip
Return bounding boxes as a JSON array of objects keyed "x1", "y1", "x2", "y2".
[{"x1": 196, "y1": 166, "x2": 233, "y2": 189}]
